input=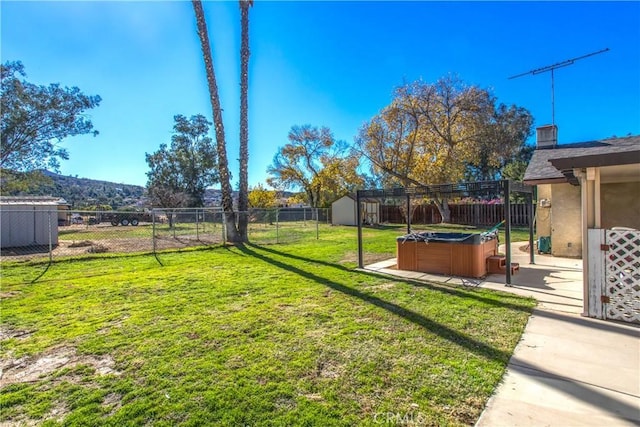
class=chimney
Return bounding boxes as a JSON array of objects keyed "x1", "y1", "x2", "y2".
[{"x1": 536, "y1": 125, "x2": 557, "y2": 149}]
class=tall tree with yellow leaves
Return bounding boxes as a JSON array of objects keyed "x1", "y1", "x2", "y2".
[
  {"x1": 267, "y1": 125, "x2": 364, "y2": 208},
  {"x1": 357, "y1": 75, "x2": 532, "y2": 222}
]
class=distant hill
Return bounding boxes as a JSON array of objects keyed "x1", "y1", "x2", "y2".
[
  {"x1": 29, "y1": 170, "x2": 147, "y2": 209},
  {"x1": 8, "y1": 170, "x2": 298, "y2": 209}
]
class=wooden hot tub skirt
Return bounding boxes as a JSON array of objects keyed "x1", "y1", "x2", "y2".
[{"x1": 396, "y1": 238, "x2": 497, "y2": 278}]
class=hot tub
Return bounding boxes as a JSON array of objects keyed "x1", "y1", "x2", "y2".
[{"x1": 396, "y1": 231, "x2": 498, "y2": 278}]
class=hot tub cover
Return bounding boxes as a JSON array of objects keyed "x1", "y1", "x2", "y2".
[{"x1": 396, "y1": 230, "x2": 498, "y2": 245}]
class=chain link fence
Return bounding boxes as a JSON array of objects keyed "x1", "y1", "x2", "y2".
[{"x1": 0, "y1": 207, "x2": 331, "y2": 263}]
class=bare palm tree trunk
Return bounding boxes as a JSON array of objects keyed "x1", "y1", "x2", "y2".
[
  {"x1": 237, "y1": 0, "x2": 253, "y2": 242},
  {"x1": 192, "y1": 0, "x2": 239, "y2": 242}
]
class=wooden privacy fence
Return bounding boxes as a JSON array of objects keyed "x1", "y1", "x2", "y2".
[{"x1": 380, "y1": 203, "x2": 534, "y2": 227}]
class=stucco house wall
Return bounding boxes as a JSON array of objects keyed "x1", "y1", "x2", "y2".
[
  {"x1": 533, "y1": 183, "x2": 582, "y2": 257},
  {"x1": 550, "y1": 183, "x2": 582, "y2": 257},
  {"x1": 601, "y1": 182, "x2": 640, "y2": 230},
  {"x1": 524, "y1": 133, "x2": 640, "y2": 259},
  {"x1": 524, "y1": 132, "x2": 640, "y2": 317},
  {"x1": 536, "y1": 184, "x2": 552, "y2": 237}
]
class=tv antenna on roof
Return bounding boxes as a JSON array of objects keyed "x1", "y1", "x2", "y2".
[{"x1": 509, "y1": 48, "x2": 610, "y2": 125}]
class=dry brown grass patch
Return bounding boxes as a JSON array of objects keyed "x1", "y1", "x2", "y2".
[
  {"x1": 1, "y1": 346, "x2": 120, "y2": 386},
  {"x1": 339, "y1": 251, "x2": 394, "y2": 265}
]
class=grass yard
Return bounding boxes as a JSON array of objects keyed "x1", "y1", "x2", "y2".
[{"x1": 1, "y1": 227, "x2": 535, "y2": 426}]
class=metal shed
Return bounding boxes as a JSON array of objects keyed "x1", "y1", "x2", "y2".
[
  {"x1": 331, "y1": 194, "x2": 380, "y2": 226},
  {"x1": 0, "y1": 196, "x2": 62, "y2": 249}
]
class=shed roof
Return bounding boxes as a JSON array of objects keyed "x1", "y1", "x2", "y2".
[
  {"x1": 333, "y1": 194, "x2": 380, "y2": 204},
  {"x1": 524, "y1": 135, "x2": 640, "y2": 185},
  {"x1": 0, "y1": 196, "x2": 68, "y2": 206}
]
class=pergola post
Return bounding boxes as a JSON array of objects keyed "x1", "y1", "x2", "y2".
[
  {"x1": 504, "y1": 180, "x2": 512, "y2": 286},
  {"x1": 356, "y1": 190, "x2": 363, "y2": 269},
  {"x1": 527, "y1": 191, "x2": 535, "y2": 265},
  {"x1": 406, "y1": 194, "x2": 411, "y2": 234}
]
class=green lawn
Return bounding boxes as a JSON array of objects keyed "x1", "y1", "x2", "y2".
[{"x1": 1, "y1": 227, "x2": 535, "y2": 426}]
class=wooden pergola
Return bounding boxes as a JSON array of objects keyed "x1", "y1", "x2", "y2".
[{"x1": 356, "y1": 180, "x2": 535, "y2": 285}]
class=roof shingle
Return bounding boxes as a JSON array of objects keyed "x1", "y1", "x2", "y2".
[{"x1": 523, "y1": 135, "x2": 640, "y2": 184}]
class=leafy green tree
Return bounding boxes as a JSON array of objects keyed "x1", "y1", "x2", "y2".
[
  {"x1": 465, "y1": 104, "x2": 534, "y2": 181},
  {"x1": 0, "y1": 169, "x2": 52, "y2": 195},
  {"x1": 145, "y1": 114, "x2": 218, "y2": 208},
  {"x1": 286, "y1": 193, "x2": 307, "y2": 207},
  {"x1": 0, "y1": 61, "x2": 101, "y2": 172},
  {"x1": 84, "y1": 204, "x2": 113, "y2": 211},
  {"x1": 267, "y1": 125, "x2": 364, "y2": 208},
  {"x1": 248, "y1": 183, "x2": 278, "y2": 208},
  {"x1": 502, "y1": 158, "x2": 530, "y2": 182}
]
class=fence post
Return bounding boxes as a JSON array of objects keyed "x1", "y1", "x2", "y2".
[
  {"x1": 48, "y1": 210, "x2": 53, "y2": 263},
  {"x1": 172, "y1": 210, "x2": 176, "y2": 239},
  {"x1": 316, "y1": 208, "x2": 319, "y2": 240},
  {"x1": 196, "y1": 209, "x2": 200, "y2": 241},
  {"x1": 276, "y1": 208, "x2": 280, "y2": 244},
  {"x1": 406, "y1": 194, "x2": 411, "y2": 234},
  {"x1": 527, "y1": 196, "x2": 535, "y2": 264},
  {"x1": 152, "y1": 211, "x2": 157, "y2": 254}
]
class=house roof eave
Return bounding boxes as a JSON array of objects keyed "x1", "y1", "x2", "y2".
[
  {"x1": 549, "y1": 150, "x2": 640, "y2": 170},
  {"x1": 523, "y1": 177, "x2": 569, "y2": 186}
]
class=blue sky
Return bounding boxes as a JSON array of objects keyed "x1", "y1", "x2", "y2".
[{"x1": 2, "y1": 1, "x2": 639, "y2": 188}]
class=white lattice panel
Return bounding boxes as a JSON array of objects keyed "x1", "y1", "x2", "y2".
[{"x1": 605, "y1": 229, "x2": 640, "y2": 324}]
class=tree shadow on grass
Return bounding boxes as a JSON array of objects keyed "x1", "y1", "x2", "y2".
[
  {"x1": 236, "y1": 243, "x2": 512, "y2": 363},
  {"x1": 247, "y1": 243, "x2": 533, "y2": 314}
]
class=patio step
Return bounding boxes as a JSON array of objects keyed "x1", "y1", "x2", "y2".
[{"x1": 486, "y1": 255, "x2": 519, "y2": 275}]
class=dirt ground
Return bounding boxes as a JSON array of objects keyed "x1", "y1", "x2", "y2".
[
  {"x1": 0, "y1": 329, "x2": 121, "y2": 425},
  {"x1": 1, "y1": 344, "x2": 120, "y2": 386},
  {"x1": 0, "y1": 235, "x2": 222, "y2": 262}
]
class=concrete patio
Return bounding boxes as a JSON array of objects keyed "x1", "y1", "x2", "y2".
[{"x1": 363, "y1": 244, "x2": 640, "y2": 426}]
